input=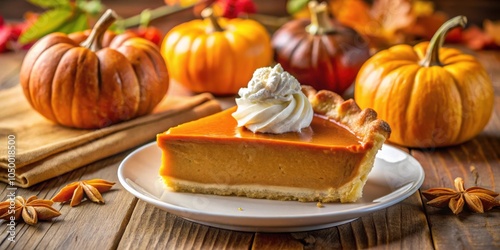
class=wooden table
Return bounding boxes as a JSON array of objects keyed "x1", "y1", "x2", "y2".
[{"x1": 0, "y1": 46, "x2": 499, "y2": 249}]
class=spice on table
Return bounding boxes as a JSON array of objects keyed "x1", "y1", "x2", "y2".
[
  {"x1": 0, "y1": 195, "x2": 61, "y2": 225},
  {"x1": 52, "y1": 179, "x2": 115, "y2": 207},
  {"x1": 422, "y1": 177, "x2": 500, "y2": 214}
]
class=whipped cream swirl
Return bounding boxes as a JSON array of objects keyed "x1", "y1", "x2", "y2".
[{"x1": 232, "y1": 64, "x2": 313, "y2": 134}]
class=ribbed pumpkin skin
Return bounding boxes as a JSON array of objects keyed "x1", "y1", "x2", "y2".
[
  {"x1": 272, "y1": 18, "x2": 370, "y2": 94},
  {"x1": 161, "y1": 17, "x2": 272, "y2": 95},
  {"x1": 20, "y1": 31, "x2": 169, "y2": 129},
  {"x1": 354, "y1": 42, "x2": 494, "y2": 148}
]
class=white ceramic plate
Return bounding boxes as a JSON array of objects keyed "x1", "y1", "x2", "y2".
[{"x1": 118, "y1": 142, "x2": 424, "y2": 232}]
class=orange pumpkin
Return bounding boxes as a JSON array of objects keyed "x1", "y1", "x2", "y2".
[
  {"x1": 161, "y1": 8, "x2": 272, "y2": 95},
  {"x1": 272, "y1": 1, "x2": 370, "y2": 94},
  {"x1": 20, "y1": 10, "x2": 169, "y2": 129},
  {"x1": 354, "y1": 16, "x2": 494, "y2": 148}
]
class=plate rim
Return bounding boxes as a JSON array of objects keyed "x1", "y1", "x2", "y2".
[{"x1": 118, "y1": 142, "x2": 425, "y2": 229}]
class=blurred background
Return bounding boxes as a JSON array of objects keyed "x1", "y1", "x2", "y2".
[{"x1": 0, "y1": 0, "x2": 499, "y2": 28}]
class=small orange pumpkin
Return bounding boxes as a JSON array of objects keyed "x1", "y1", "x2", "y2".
[
  {"x1": 161, "y1": 8, "x2": 272, "y2": 95},
  {"x1": 354, "y1": 16, "x2": 494, "y2": 148},
  {"x1": 272, "y1": 1, "x2": 370, "y2": 94},
  {"x1": 20, "y1": 10, "x2": 169, "y2": 129}
]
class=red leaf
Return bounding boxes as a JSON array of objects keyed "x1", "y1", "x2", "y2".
[
  {"x1": 135, "y1": 26, "x2": 163, "y2": 46},
  {"x1": 462, "y1": 25, "x2": 499, "y2": 50},
  {"x1": 218, "y1": 0, "x2": 256, "y2": 18},
  {"x1": 0, "y1": 25, "x2": 12, "y2": 53}
]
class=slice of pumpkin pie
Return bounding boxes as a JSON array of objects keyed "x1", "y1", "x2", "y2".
[{"x1": 157, "y1": 64, "x2": 391, "y2": 202}]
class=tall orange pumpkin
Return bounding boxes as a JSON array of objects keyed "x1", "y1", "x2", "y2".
[
  {"x1": 354, "y1": 16, "x2": 494, "y2": 148},
  {"x1": 20, "y1": 10, "x2": 169, "y2": 129},
  {"x1": 161, "y1": 8, "x2": 272, "y2": 95}
]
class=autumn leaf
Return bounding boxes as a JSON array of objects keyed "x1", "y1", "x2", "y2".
[
  {"x1": 28, "y1": 0, "x2": 70, "y2": 9},
  {"x1": 370, "y1": 0, "x2": 414, "y2": 33},
  {"x1": 286, "y1": 0, "x2": 309, "y2": 15},
  {"x1": 403, "y1": 10, "x2": 448, "y2": 40},
  {"x1": 330, "y1": 0, "x2": 415, "y2": 49},
  {"x1": 57, "y1": 10, "x2": 89, "y2": 34},
  {"x1": 484, "y1": 19, "x2": 500, "y2": 45},
  {"x1": 462, "y1": 24, "x2": 499, "y2": 50},
  {"x1": 164, "y1": 0, "x2": 199, "y2": 6},
  {"x1": 207, "y1": 0, "x2": 257, "y2": 18},
  {"x1": 18, "y1": 0, "x2": 105, "y2": 45},
  {"x1": 19, "y1": 8, "x2": 76, "y2": 44},
  {"x1": 166, "y1": 0, "x2": 256, "y2": 18},
  {"x1": 329, "y1": 0, "x2": 372, "y2": 30}
]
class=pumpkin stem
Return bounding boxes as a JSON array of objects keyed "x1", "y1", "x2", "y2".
[
  {"x1": 306, "y1": 1, "x2": 335, "y2": 35},
  {"x1": 80, "y1": 9, "x2": 119, "y2": 52},
  {"x1": 420, "y1": 16, "x2": 467, "y2": 67},
  {"x1": 201, "y1": 8, "x2": 224, "y2": 33}
]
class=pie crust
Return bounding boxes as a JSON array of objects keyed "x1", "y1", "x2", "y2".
[{"x1": 157, "y1": 86, "x2": 391, "y2": 202}]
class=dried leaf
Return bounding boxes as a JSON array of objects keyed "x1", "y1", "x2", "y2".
[
  {"x1": 462, "y1": 25, "x2": 499, "y2": 50},
  {"x1": 371, "y1": 0, "x2": 414, "y2": 33},
  {"x1": 484, "y1": 19, "x2": 500, "y2": 45},
  {"x1": 403, "y1": 11, "x2": 447, "y2": 40},
  {"x1": 330, "y1": 0, "x2": 415, "y2": 48},
  {"x1": 330, "y1": 0, "x2": 372, "y2": 31}
]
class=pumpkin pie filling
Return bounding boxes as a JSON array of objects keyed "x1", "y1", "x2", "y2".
[
  {"x1": 158, "y1": 107, "x2": 368, "y2": 191},
  {"x1": 157, "y1": 65, "x2": 391, "y2": 202},
  {"x1": 157, "y1": 98, "x2": 390, "y2": 202}
]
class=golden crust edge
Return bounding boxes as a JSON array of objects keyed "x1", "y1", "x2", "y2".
[
  {"x1": 301, "y1": 85, "x2": 391, "y2": 144},
  {"x1": 301, "y1": 85, "x2": 392, "y2": 202}
]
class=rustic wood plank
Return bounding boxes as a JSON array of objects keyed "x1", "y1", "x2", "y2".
[
  {"x1": 0, "y1": 150, "x2": 138, "y2": 250},
  {"x1": 412, "y1": 138, "x2": 500, "y2": 249},
  {"x1": 252, "y1": 193, "x2": 432, "y2": 249},
  {"x1": 413, "y1": 150, "x2": 500, "y2": 249},
  {"x1": 252, "y1": 233, "x2": 303, "y2": 250},
  {"x1": 117, "y1": 200, "x2": 254, "y2": 249}
]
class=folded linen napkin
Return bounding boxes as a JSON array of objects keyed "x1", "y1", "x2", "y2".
[{"x1": 0, "y1": 85, "x2": 222, "y2": 187}]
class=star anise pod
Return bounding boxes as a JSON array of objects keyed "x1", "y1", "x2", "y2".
[
  {"x1": 0, "y1": 195, "x2": 61, "y2": 225},
  {"x1": 422, "y1": 177, "x2": 500, "y2": 214},
  {"x1": 52, "y1": 179, "x2": 115, "y2": 207}
]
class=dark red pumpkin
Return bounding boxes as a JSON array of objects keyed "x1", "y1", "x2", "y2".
[{"x1": 272, "y1": 1, "x2": 370, "y2": 94}]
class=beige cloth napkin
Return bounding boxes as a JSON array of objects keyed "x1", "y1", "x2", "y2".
[{"x1": 0, "y1": 85, "x2": 222, "y2": 187}]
